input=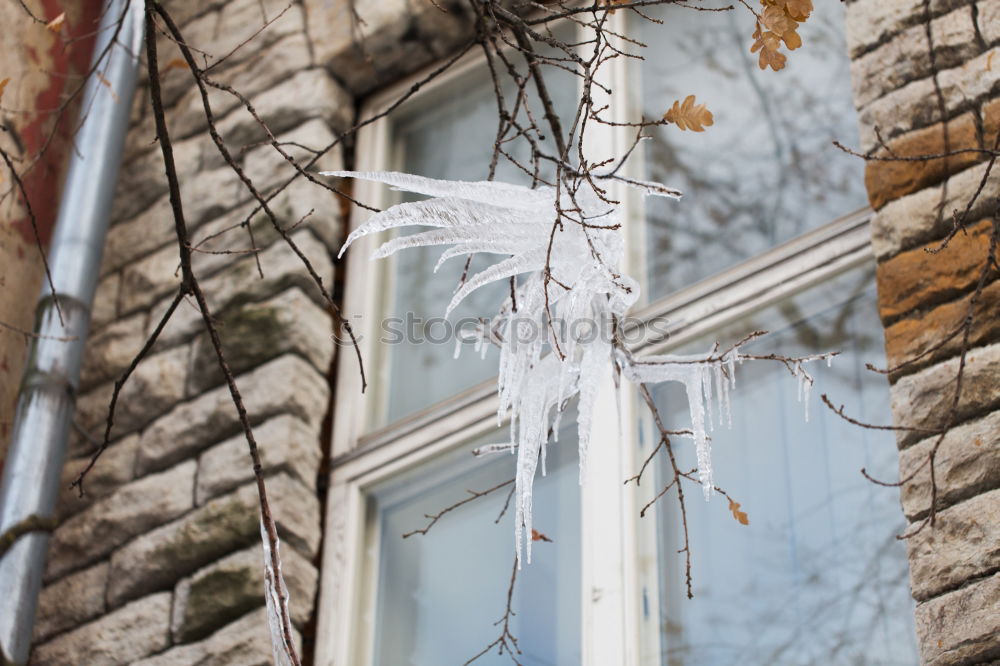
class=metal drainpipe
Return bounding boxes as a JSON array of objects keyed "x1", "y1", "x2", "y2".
[{"x1": 0, "y1": 1, "x2": 144, "y2": 662}]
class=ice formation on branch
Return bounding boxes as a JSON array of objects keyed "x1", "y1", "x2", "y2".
[
  {"x1": 328, "y1": 170, "x2": 682, "y2": 562},
  {"x1": 326, "y1": 170, "x2": 827, "y2": 564},
  {"x1": 261, "y1": 520, "x2": 297, "y2": 666},
  {"x1": 626, "y1": 349, "x2": 741, "y2": 499}
]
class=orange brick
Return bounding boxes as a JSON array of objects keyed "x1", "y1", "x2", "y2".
[
  {"x1": 885, "y1": 278, "x2": 1000, "y2": 375},
  {"x1": 876, "y1": 219, "x2": 995, "y2": 321},
  {"x1": 865, "y1": 112, "x2": 984, "y2": 211}
]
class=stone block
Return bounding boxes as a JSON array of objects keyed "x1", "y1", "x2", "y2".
[
  {"x1": 112, "y1": 134, "x2": 201, "y2": 225},
  {"x1": 46, "y1": 460, "x2": 195, "y2": 581},
  {"x1": 876, "y1": 218, "x2": 993, "y2": 320},
  {"x1": 57, "y1": 434, "x2": 140, "y2": 521},
  {"x1": 915, "y1": 572, "x2": 1000, "y2": 664},
  {"x1": 182, "y1": 0, "x2": 304, "y2": 72},
  {"x1": 305, "y1": 0, "x2": 474, "y2": 95},
  {"x1": 857, "y1": 46, "x2": 1000, "y2": 152},
  {"x1": 870, "y1": 160, "x2": 1000, "y2": 259},
  {"x1": 103, "y1": 195, "x2": 176, "y2": 275},
  {"x1": 106, "y1": 473, "x2": 318, "y2": 606},
  {"x1": 906, "y1": 488, "x2": 1000, "y2": 600},
  {"x1": 196, "y1": 415, "x2": 321, "y2": 506},
  {"x1": 845, "y1": 0, "x2": 970, "y2": 57},
  {"x1": 80, "y1": 312, "x2": 147, "y2": 390},
  {"x1": 30, "y1": 593, "x2": 171, "y2": 666},
  {"x1": 900, "y1": 411, "x2": 1000, "y2": 519},
  {"x1": 886, "y1": 276, "x2": 1000, "y2": 375},
  {"x1": 119, "y1": 201, "x2": 264, "y2": 315},
  {"x1": 242, "y1": 118, "x2": 342, "y2": 194},
  {"x1": 171, "y1": 542, "x2": 316, "y2": 642},
  {"x1": 33, "y1": 563, "x2": 108, "y2": 643},
  {"x1": 134, "y1": 608, "x2": 299, "y2": 666},
  {"x1": 162, "y1": 0, "x2": 214, "y2": 28},
  {"x1": 169, "y1": 32, "x2": 315, "y2": 141},
  {"x1": 91, "y1": 272, "x2": 120, "y2": 330},
  {"x1": 214, "y1": 68, "x2": 353, "y2": 155},
  {"x1": 135, "y1": 354, "x2": 328, "y2": 476},
  {"x1": 891, "y1": 342, "x2": 1000, "y2": 448},
  {"x1": 980, "y1": 0, "x2": 1000, "y2": 44},
  {"x1": 851, "y1": 6, "x2": 981, "y2": 108},
  {"x1": 74, "y1": 344, "x2": 190, "y2": 439},
  {"x1": 266, "y1": 171, "x2": 346, "y2": 252},
  {"x1": 864, "y1": 112, "x2": 987, "y2": 211},
  {"x1": 146, "y1": 229, "x2": 334, "y2": 348},
  {"x1": 188, "y1": 287, "x2": 333, "y2": 394}
]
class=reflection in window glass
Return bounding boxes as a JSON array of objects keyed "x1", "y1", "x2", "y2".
[
  {"x1": 382, "y1": 45, "x2": 577, "y2": 424},
  {"x1": 369, "y1": 427, "x2": 581, "y2": 666},
  {"x1": 633, "y1": 2, "x2": 867, "y2": 298},
  {"x1": 644, "y1": 267, "x2": 917, "y2": 665}
]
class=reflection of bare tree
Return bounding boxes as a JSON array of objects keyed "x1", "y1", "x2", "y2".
[
  {"x1": 659, "y1": 493, "x2": 915, "y2": 666},
  {"x1": 639, "y1": 2, "x2": 865, "y2": 295}
]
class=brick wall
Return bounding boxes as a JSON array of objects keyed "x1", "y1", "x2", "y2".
[{"x1": 845, "y1": 0, "x2": 1000, "y2": 663}]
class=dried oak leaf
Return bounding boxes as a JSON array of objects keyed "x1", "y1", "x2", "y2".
[
  {"x1": 782, "y1": 27, "x2": 802, "y2": 50},
  {"x1": 531, "y1": 529, "x2": 553, "y2": 542},
  {"x1": 46, "y1": 12, "x2": 66, "y2": 33},
  {"x1": 0, "y1": 78, "x2": 9, "y2": 105},
  {"x1": 751, "y1": 25, "x2": 787, "y2": 71},
  {"x1": 728, "y1": 498, "x2": 750, "y2": 526},
  {"x1": 783, "y1": 0, "x2": 813, "y2": 21},
  {"x1": 761, "y1": 5, "x2": 797, "y2": 37},
  {"x1": 663, "y1": 94, "x2": 714, "y2": 132}
]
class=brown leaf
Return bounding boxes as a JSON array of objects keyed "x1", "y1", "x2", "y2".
[
  {"x1": 46, "y1": 12, "x2": 66, "y2": 33},
  {"x1": 757, "y1": 43, "x2": 786, "y2": 71},
  {"x1": 663, "y1": 94, "x2": 714, "y2": 132},
  {"x1": 761, "y1": 5, "x2": 796, "y2": 37},
  {"x1": 162, "y1": 58, "x2": 189, "y2": 73},
  {"x1": 728, "y1": 498, "x2": 750, "y2": 526},
  {"x1": 782, "y1": 27, "x2": 802, "y2": 50},
  {"x1": 0, "y1": 78, "x2": 9, "y2": 105},
  {"x1": 531, "y1": 529, "x2": 553, "y2": 542},
  {"x1": 784, "y1": 0, "x2": 813, "y2": 21}
]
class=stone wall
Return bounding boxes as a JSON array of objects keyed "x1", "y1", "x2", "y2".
[
  {"x1": 26, "y1": 0, "x2": 476, "y2": 663},
  {"x1": 845, "y1": 0, "x2": 1000, "y2": 663}
]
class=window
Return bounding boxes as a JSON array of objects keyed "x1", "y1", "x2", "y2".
[{"x1": 316, "y1": 4, "x2": 917, "y2": 665}]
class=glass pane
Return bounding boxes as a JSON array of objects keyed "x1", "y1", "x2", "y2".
[
  {"x1": 369, "y1": 425, "x2": 581, "y2": 665},
  {"x1": 633, "y1": 2, "x2": 867, "y2": 299},
  {"x1": 642, "y1": 267, "x2": 918, "y2": 665},
  {"x1": 380, "y1": 35, "x2": 578, "y2": 424}
]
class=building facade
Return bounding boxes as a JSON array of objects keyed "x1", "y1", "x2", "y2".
[{"x1": 7, "y1": 0, "x2": 998, "y2": 664}]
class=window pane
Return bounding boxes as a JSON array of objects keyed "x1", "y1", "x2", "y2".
[
  {"x1": 633, "y1": 2, "x2": 867, "y2": 299},
  {"x1": 642, "y1": 266, "x2": 918, "y2": 664},
  {"x1": 380, "y1": 38, "x2": 578, "y2": 425},
  {"x1": 369, "y1": 426, "x2": 581, "y2": 665}
]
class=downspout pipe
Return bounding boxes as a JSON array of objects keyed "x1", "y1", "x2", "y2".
[{"x1": 0, "y1": 1, "x2": 144, "y2": 662}]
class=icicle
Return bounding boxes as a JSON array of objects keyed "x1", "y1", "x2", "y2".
[
  {"x1": 453, "y1": 335, "x2": 462, "y2": 360},
  {"x1": 260, "y1": 520, "x2": 296, "y2": 666},
  {"x1": 702, "y1": 363, "x2": 714, "y2": 432},
  {"x1": 827, "y1": 355, "x2": 833, "y2": 368},
  {"x1": 802, "y1": 375, "x2": 812, "y2": 422},
  {"x1": 327, "y1": 171, "x2": 680, "y2": 557}
]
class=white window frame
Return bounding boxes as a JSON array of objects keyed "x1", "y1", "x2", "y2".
[{"x1": 314, "y1": 11, "x2": 875, "y2": 665}]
